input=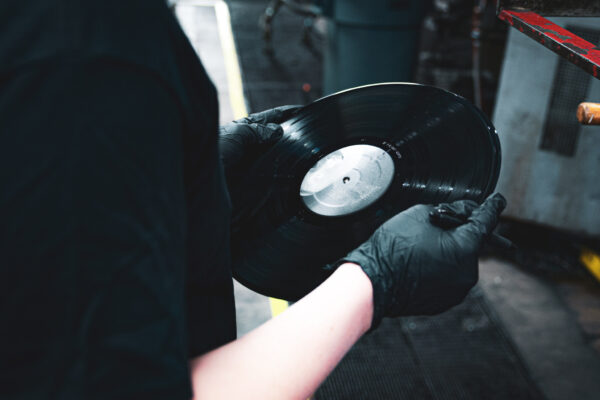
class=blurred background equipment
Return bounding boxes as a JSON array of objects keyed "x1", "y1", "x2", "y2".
[
  {"x1": 260, "y1": 0, "x2": 322, "y2": 52},
  {"x1": 259, "y1": 0, "x2": 433, "y2": 94},
  {"x1": 493, "y1": 16, "x2": 600, "y2": 236},
  {"x1": 493, "y1": 0, "x2": 600, "y2": 237},
  {"x1": 253, "y1": 0, "x2": 510, "y2": 114},
  {"x1": 319, "y1": 0, "x2": 432, "y2": 94}
]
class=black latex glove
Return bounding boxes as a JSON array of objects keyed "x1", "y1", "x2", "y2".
[
  {"x1": 337, "y1": 193, "x2": 507, "y2": 329},
  {"x1": 219, "y1": 105, "x2": 300, "y2": 184},
  {"x1": 219, "y1": 106, "x2": 300, "y2": 225}
]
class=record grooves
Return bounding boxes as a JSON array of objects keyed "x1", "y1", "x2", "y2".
[{"x1": 230, "y1": 83, "x2": 501, "y2": 301}]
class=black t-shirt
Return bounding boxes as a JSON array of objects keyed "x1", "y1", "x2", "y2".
[{"x1": 0, "y1": 1, "x2": 235, "y2": 399}]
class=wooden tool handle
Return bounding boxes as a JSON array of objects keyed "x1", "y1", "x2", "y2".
[{"x1": 577, "y1": 102, "x2": 600, "y2": 125}]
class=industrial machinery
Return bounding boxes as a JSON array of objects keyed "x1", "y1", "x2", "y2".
[
  {"x1": 493, "y1": 0, "x2": 600, "y2": 237},
  {"x1": 260, "y1": 0, "x2": 431, "y2": 94}
]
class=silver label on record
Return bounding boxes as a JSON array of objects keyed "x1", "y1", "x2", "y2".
[{"x1": 300, "y1": 144, "x2": 395, "y2": 216}]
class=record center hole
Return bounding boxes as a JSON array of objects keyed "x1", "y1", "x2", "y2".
[{"x1": 343, "y1": 176, "x2": 350, "y2": 184}]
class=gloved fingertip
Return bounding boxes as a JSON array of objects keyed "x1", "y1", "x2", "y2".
[
  {"x1": 266, "y1": 123, "x2": 283, "y2": 140},
  {"x1": 435, "y1": 199, "x2": 479, "y2": 221},
  {"x1": 456, "y1": 194, "x2": 506, "y2": 240},
  {"x1": 250, "y1": 123, "x2": 283, "y2": 144},
  {"x1": 484, "y1": 192, "x2": 507, "y2": 213}
]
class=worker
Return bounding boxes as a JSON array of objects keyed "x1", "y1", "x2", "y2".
[{"x1": 0, "y1": 1, "x2": 506, "y2": 399}]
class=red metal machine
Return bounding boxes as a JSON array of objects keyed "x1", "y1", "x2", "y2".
[
  {"x1": 494, "y1": 0, "x2": 600, "y2": 278},
  {"x1": 497, "y1": 0, "x2": 600, "y2": 124}
]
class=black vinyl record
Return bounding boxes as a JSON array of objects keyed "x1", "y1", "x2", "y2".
[{"x1": 230, "y1": 83, "x2": 501, "y2": 301}]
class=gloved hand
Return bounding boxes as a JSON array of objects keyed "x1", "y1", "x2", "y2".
[
  {"x1": 219, "y1": 105, "x2": 300, "y2": 224},
  {"x1": 219, "y1": 105, "x2": 300, "y2": 184},
  {"x1": 337, "y1": 193, "x2": 507, "y2": 329}
]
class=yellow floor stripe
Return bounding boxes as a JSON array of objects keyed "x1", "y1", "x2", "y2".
[
  {"x1": 214, "y1": 1, "x2": 248, "y2": 119},
  {"x1": 580, "y1": 248, "x2": 600, "y2": 283},
  {"x1": 269, "y1": 297, "x2": 290, "y2": 317},
  {"x1": 213, "y1": 0, "x2": 288, "y2": 317}
]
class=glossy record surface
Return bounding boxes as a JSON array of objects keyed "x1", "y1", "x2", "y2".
[{"x1": 230, "y1": 83, "x2": 501, "y2": 301}]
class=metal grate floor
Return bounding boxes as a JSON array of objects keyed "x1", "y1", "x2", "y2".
[{"x1": 316, "y1": 288, "x2": 543, "y2": 399}]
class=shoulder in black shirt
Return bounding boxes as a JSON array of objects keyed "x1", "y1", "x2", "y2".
[{"x1": 0, "y1": 1, "x2": 235, "y2": 398}]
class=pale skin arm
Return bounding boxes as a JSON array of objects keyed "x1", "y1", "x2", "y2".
[{"x1": 189, "y1": 263, "x2": 374, "y2": 400}]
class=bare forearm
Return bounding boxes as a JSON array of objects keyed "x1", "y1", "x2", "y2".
[{"x1": 189, "y1": 263, "x2": 373, "y2": 400}]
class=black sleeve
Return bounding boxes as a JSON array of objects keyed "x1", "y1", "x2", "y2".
[
  {"x1": 182, "y1": 72, "x2": 237, "y2": 358},
  {"x1": 0, "y1": 59, "x2": 193, "y2": 399}
]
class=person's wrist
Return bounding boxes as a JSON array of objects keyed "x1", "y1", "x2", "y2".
[
  {"x1": 335, "y1": 263, "x2": 374, "y2": 334},
  {"x1": 342, "y1": 252, "x2": 387, "y2": 329}
]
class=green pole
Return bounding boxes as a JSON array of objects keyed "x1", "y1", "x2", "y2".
[{"x1": 322, "y1": 0, "x2": 431, "y2": 94}]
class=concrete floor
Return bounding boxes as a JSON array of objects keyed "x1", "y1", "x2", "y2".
[
  {"x1": 479, "y1": 258, "x2": 600, "y2": 400},
  {"x1": 174, "y1": 1, "x2": 600, "y2": 397}
]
